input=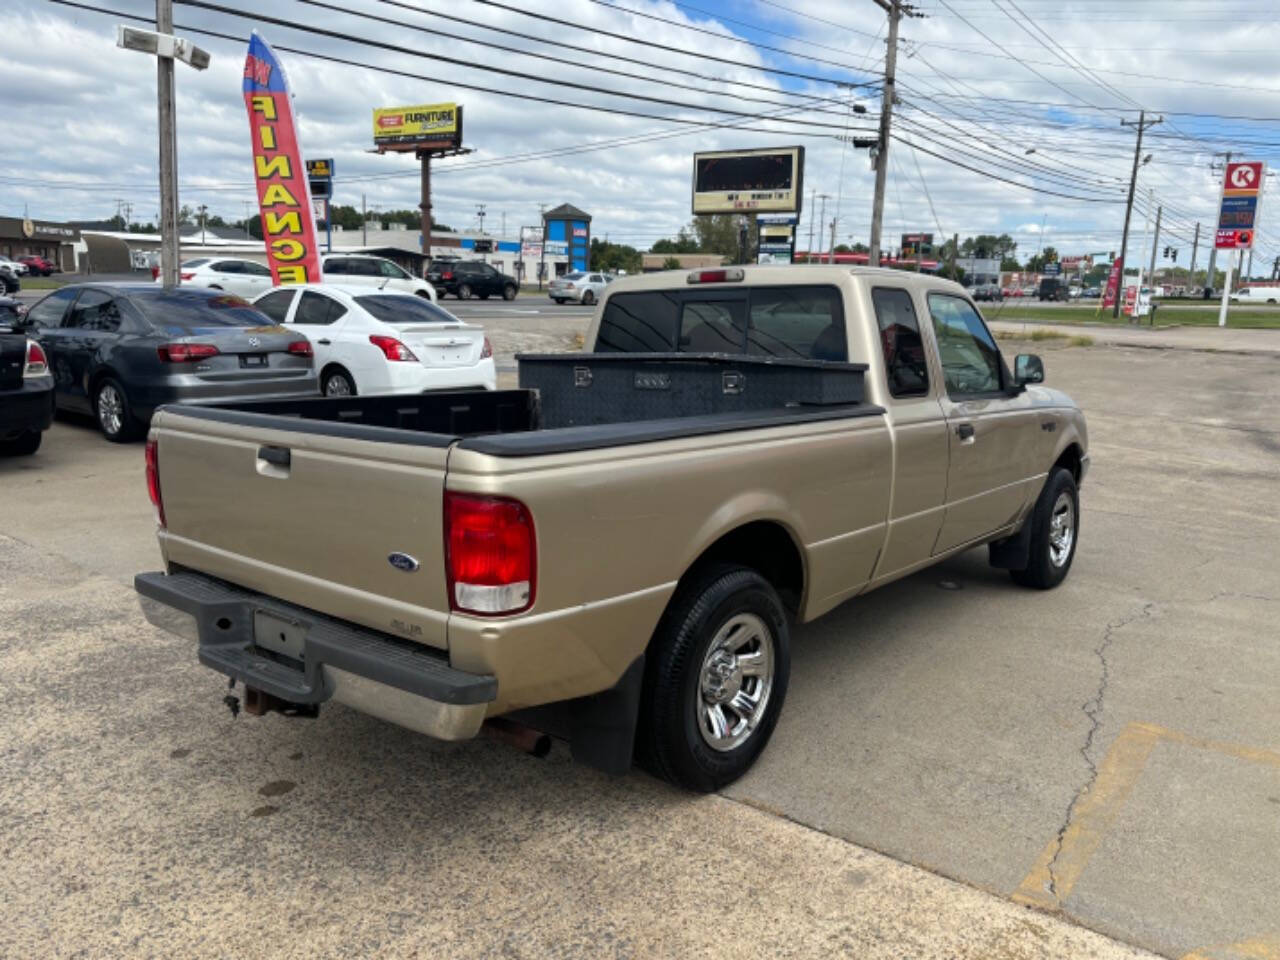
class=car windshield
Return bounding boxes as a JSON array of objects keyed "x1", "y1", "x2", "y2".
[
  {"x1": 127, "y1": 288, "x2": 274, "y2": 329},
  {"x1": 355, "y1": 295, "x2": 457, "y2": 325}
]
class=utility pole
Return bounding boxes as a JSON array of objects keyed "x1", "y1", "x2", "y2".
[
  {"x1": 1147, "y1": 203, "x2": 1162, "y2": 291},
  {"x1": 241, "y1": 200, "x2": 253, "y2": 239},
  {"x1": 1272, "y1": 254, "x2": 1279, "y2": 281},
  {"x1": 829, "y1": 218, "x2": 838, "y2": 264},
  {"x1": 1206, "y1": 151, "x2": 1231, "y2": 299},
  {"x1": 1219, "y1": 249, "x2": 1236, "y2": 327},
  {"x1": 501, "y1": 210, "x2": 506, "y2": 239},
  {"x1": 198, "y1": 203, "x2": 208, "y2": 245},
  {"x1": 867, "y1": 0, "x2": 903, "y2": 268},
  {"x1": 806, "y1": 189, "x2": 817, "y2": 262},
  {"x1": 361, "y1": 193, "x2": 367, "y2": 247},
  {"x1": 816, "y1": 194, "x2": 831, "y2": 264},
  {"x1": 1188, "y1": 222, "x2": 1199, "y2": 294},
  {"x1": 949, "y1": 232, "x2": 958, "y2": 279},
  {"x1": 476, "y1": 203, "x2": 487, "y2": 234},
  {"x1": 156, "y1": 0, "x2": 181, "y2": 286},
  {"x1": 538, "y1": 203, "x2": 547, "y2": 291},
  {"x1": 1113, "y1": 110, "x2": 1162, "y2": 317}
]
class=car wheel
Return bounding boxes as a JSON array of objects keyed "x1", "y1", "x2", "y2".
[
  {"x1": 1010, "y1": 467, "x2": 1079, "y2": 590},
  {"x1": 458, "y1": 283, "x2": 472, "y2": 300},
  {"x1": 637, "y1": 565, "x2": 790, "y2": 792},
  {"x1": 94, "y1": 378, "x2": 141, "y2": 443},
  {"x1": 1269, "y1": 299, "x2": 1277, "y2": 304},
  {"x1": 0, "y1": 430, "x2": 42, "y2": 457},
  {"x1": 503, "y1": 284, "x2": 517, "y2": 301},
  {"x1": 553, "y1": 298, "x2": 565, "y2": 304},
  {"x1": 582, "y1": 290, "x2": 595, "y2": 306},
  {"x1": 321, "y1": 368, "x2": 356, "y2": 397}
]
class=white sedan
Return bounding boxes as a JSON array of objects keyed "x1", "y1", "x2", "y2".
[
  {"x1": 161, "y1": 257, "x2": 275, "y2": 299},
  {"x1": 253, "y1": 284, "x2": 495, "y2": 397}
]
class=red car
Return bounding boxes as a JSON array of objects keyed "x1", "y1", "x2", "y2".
[{"x1": 17, "y1": 256, "x2": 55, "y2": 277}]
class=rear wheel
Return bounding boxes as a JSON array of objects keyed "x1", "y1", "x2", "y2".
[
  {"x1": 94, "y1": 378, "x2": 141, "y2": 443},
  {"x1": 457, "y1": 283, "x2": 473, "y2": 300},
  {"x1": 1010, "y1": 467, "x2": 1079, "y2": 589},
  {"x1": 582, "y1": 290, "x2": 595, "y2": 306},
  {"x1": 553, "y1": 297, "x2": 565, "y2": 304},
  {"x1": 321, "y1": 368, "x2": 356, "y2": 397},
  {"x1": 638, "y1": 566, "x2": 790, "y2": 792},
  {"x1": 503, "y1": 284, "x2": 517, "y2": 301},
  {"x1": 0, "y1": 430, "x2": 42, "y2": 456}
]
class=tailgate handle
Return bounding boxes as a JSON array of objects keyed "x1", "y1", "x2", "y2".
[{"x1": 257, "y1": 445, "x2": 291, "y2": 467}]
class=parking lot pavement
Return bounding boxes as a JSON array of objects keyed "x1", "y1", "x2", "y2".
[{"x1": 1, "y1": 337, "x2": 1275, "y2": 958}]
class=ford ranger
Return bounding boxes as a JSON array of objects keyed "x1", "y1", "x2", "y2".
[{"x1": 135, "y1": 266, "x2": 1088, "y2": 791}]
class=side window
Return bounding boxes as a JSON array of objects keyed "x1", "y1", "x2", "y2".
[
  {"x1": 294, "y1": 291, "x2": 346, "y2": 325},
  {"x1": 212, "y1": 261, "x2": 242, "y2": 274},
  {"x1": 255, "y1": 290, "x2": 296, "y2": 324},
  {"x1": 595, "y1": 291, "x2": 679, "y2": 352},
  {"x1": 351, "y1": 259, "x2": 382, "y2": 277},
  {"x1": 747, "y1": 286, "x2": 845, "y2": 360},
  {"x1": 378, "y1": 259, "x2": 408, "y2": 279},
  {"x1": 322, "y1": 259, "x2": 346, "y2": 275},
  {"x1": 926, "y1": 294, "x2": 1002, "y2": 396},
  {"x1": 871, "y1": 287, "x2": 929, "y2": 397},
  {"x1": 25, "y1": 288, "x2": 78, "y2": 329},
  {"x1": 244, "y1": 261, "x2": 272, "y2": 276},
  {"x1": 589, "y1": 274, "x2": 603, "y2": 284},
  {"x1": 679, "y1": 299, "x2": 747, "y2": 352},
  {"x1": 66, "y1": 290, "x2": 121, "y2": 332}
]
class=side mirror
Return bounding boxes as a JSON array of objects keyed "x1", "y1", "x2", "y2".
[{"x1": 1014, "y1": 353, "x2": 1045, "y2": 386}]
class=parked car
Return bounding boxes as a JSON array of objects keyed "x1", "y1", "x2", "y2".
[
  {"x1": 0, "y1": 329, "x2": 54, "y2": 456},
  {"x1": 138, "y1": 265, "x2": 1088, "y2": 792},
  {"x1": 971, "y1": 283, "x2": 1003, "y2": 302},
  {"x1": 20, "y1": 284, "x2": 317, "y2": 441},
  {"x1": 253, "y1": 284, "x2": 495, "y2": 397},
  {"x1": 426, "y1": 259, "x2": 518, "y2": 300},
  {"x1": 320, "y1": 254, "x2": 438, "y2": 302},
  {"x1": 0, "y1": 255, "x2": 28, "y2": 276},
  {"x1": 158, "y1": 258, "x2": 275, "y2": 299},
  {"x1": 1083, "y1": 286, "x2": 1101, "y2": 299},
  {"x1": 17, "y1": 255, "x2": 56, "y2": 276},
  {"x1": 1068, "y1": 285, "x2": 1082, "y2": 299},
  {"x1": 1038, "y1": 278, "x2": 1068, "y2": 301},
  {"x1": 1230, "y1": 287, "x2": 1280, "y2": 304},
  {"x1": 548, "y1": 271, "x2": 613, "y2": 305},
  {"x1": 0, "y1": 270, "x2": 19, "y2": 295}
]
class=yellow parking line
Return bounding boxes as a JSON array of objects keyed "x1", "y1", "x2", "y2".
[
  {"x1": 1012, "y1": 723, "x2": 1160, "y2": 911},
  {"x1": 1180, "y1": 935, "x2": 1280, "y2": 960}
]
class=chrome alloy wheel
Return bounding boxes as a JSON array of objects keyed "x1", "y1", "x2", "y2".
[
  {"x1": 324, "y1": 373, "x2": 352, "y2": 396},
  {"x1": 97, "y1": 383, "x2": 124, "y2": 436},
  {"x1": 1048, "y1": 492, "x2": 1075, "y2": 567},
  {"x1": 697, "y1": 612, "x2": 775, "y2": 752}
]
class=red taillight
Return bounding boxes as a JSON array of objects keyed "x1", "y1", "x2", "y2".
[
  {"x1": 444, "y1": 492, "x2": 536, "y2": 615},
  {"x1": 157, "y1": 343, "x2": 220, "y2": 363},
  {"x1": 442, "y1": 271, "x2": 453, "y2": 280},
  {"x1": 23, "y1": 340, "x2": 47, "y2": 378},
  {"x1": 481, "y1": 336, "x2": 492, "y2": 359},
  {"x1": 180, "y1": 272, "x2": 196, "y2": 281},
  {"x1": 145, "y1": 438, "x2": 165, "y2": 527},
  {"x1": 369, "y1": 334, "x2": 418, "y2": 362},
  {"x1": 686, "y1": 267, "x2": 745, "y2": 285},
  {"x1": 287, "y1": 339, "x2": 313, "y2": 358}
]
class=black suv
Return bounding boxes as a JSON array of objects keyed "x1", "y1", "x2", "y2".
[
  {"x1": 427, "y1": 260, "x2": 518, "y2": 300},
  {"x1": 1038, "y1": 277, "x2": 1069, "y2": 302}
]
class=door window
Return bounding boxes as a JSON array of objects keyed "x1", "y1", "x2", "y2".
[
  {"x1": 349, "y1": 259, "x2": 382, "y2": 277},
  {"x1": 211, "y1": 261, "x2": 243, "y2": 273},
  {"x1": 322, "y1": 259, "x2": 347, "y2": 275},
  {"x1": 243, "y1": 261, "x2": 272, "y2": 276},
  {"x1": 871, "y1": 287, "x2": 930, "y2": 396},
  {"x1": 589, "y1": 274, "x2": 603, "y2": 284},
  {"x1": 294, "y1": 291, "x2": 347, "y2": 325},
  {"x1": 255, "y1": 290, "x2": 296, "y2": 324},
  {"x1": 926, "y1": 294, "x2": 1003, "y2": 396},
  {"x1": 378, "y1": 259, "x2": 409, "y2": 279},
  {"x1": 747, "y1": 286, "x2": 845, "y2": 360},
  {"x1": 67, "y1": 290, "x2": 122, "y2": 333},
  {"x1": 25, "y1": 288, "x2": 78, "y2": 329}
]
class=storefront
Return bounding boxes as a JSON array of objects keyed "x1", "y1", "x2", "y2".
[{"x1": 0, "y1": 217, "x2": 80, "y2": 271}]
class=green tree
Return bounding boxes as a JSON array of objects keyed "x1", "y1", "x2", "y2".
[
  {"x1": 691, "y1": 214, "x2": 757, "y2": 262},
  {"x1": 205, "y1": 213, "x2": 227, "y2": 228},
  {"x1": 651, "y1": 227, "x2": 699, "y2": 254},
  {"x1": 1025, "y1": 246, "x2": 1059, "y2": 273},
  {"x1": 589, "y1": 238, "x2": 642, "y2": 274},
  {"x1": 661, "y1": 256, "x2": 682, "y2": 271},
  {"x1": 177, "y1": 204, "x2": 194, "y2": 225}
]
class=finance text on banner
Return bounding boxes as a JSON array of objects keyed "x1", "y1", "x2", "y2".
[{"x1": 242, "y1": 33, "x2": 321, "y2": 286}]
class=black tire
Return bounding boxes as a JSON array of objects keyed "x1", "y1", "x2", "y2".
[
  {"x1": 0, "y1": 430, "x2": 42, "y2": 456},
  {"x1": 94, "y1": 377, "x2": 141, "y2": 443},
  {"x1": 638, "y1": 566, "x2": 790, "y2": 792},
  {"x1": 457, "y1": 283, "x2": 472, "y2": 300},
  {"x1": 1010, "y1": 467, "x2": 1079, "y2": 589},
  {"x1": 582, "y1": 290, "x2": 595, "y2": 306},
  {"x1": 553, "y1": 298, "x2": 565, "y2": 304},
  {"x1": 503, "y1": 284, "x2": 517, "y2": 301},
  {"x1": 321, "y1": 367, "x2": 356, "y2": 397}
]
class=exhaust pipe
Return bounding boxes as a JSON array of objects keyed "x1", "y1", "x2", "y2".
[{"x1": 482, "y1": 716, "x2": 551, "y2": 758}]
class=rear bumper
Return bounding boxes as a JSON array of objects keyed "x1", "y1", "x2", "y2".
[
  {"x1": 0, "y1": 377, "x2": 55, "y2": 435},
  {"x1": 375, "y1": 357, "x2": 496, "y2": 394},
  {"x1": 135, "y1": 569, "x2": 496, "y2": 740}
]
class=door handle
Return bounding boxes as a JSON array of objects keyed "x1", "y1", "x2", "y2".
[
  {"x1": 316, "y1": 338, "x2": 331, "y2": 345},
  {"x1": 956, "y1": 423, "x2": 975, "y2": 440}
]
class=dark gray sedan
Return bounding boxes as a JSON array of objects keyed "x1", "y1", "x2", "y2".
[{"x1": 21, "y1": 284, "x2": 317, "y2": 441}]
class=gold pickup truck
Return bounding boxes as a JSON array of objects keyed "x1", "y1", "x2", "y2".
[{"x1": 135, "y1": 266, "x2": 1088, "y2": 791}]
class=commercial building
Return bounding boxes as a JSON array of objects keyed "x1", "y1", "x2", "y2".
[{"x1": 0, "y1": 216, "x2": 81, "y2": 271}]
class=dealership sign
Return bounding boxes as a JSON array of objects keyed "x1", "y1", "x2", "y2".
[
  {"x1": 1215, "y1": 161, "x2": 1265, "y2": 250},
  {"x1": 692, "y1": 146, "x2": 804, "y2": 215},
  {"x1": 373, "y1": 102, "x2": 462, "y2": 149},
  {"x1": 243, "y1": 32, "x2": 321, "y2": 285}
]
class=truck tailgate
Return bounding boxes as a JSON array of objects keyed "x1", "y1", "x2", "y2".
[{"x1": 152, "y1": 408, "x2": 453, "y2": 650}]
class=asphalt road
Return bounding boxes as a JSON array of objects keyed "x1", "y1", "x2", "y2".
[{"x1": 2, "y1": 330, "x2": 1278, "y2": 959}]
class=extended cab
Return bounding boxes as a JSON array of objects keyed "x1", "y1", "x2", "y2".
[{"x1": 135, "y1": 266, "x2": 1088, "y2": 791}]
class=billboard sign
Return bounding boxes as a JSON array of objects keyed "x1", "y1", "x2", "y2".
[
  {"x1": 243, "y1": 32, "x2": 322, "y2": 286},
  {"x1": 1042, "y1": 261, "x2": 1061, "y2": 276},
  {"x1": 1216, "y1": 161, "x2": 1265, "y2": 250},
  {"x1": 692, "y1": 146, "x2": 804, "y2": 215},
  {"x1": 373, "y1": 102, "x2": 462, "y2": 149},
  {"x1": 900, "y1": 233, "x2": 933, "y2": 258}
]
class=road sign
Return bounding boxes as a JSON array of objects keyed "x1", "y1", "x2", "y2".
[
  {"x1": 1042, "y1": 261, "x2": 1061, "y2": 276},
  {"x1": 1216, "y1": 161, "x2": 1265, "y2": 250}
]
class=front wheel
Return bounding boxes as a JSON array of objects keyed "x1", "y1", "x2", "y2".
[
  {"x1": 95, "y1": 378, "x2": 140, "y2": 443},
  {"x1": 581, "y1": 290, "x2": 595, "y2": 306},
  {"x1": 457, "y1": 283, "x2": 472, "y2": 300},
  {"x1": 638, "y1": 566, "x2": 790, "y2": 792},
  {"x1": 1010, "y1": 467, "x2": 1079, "y2": 589},
  {"x1": 502, "y1": 284, "x2": 517, "y2": 301}
]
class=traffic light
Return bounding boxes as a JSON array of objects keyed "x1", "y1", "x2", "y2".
[{"x1": 1171, "y1": 249, "x2": 1178, "y2": 262}]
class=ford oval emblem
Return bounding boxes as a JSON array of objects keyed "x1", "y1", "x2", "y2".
[{"x1": 388, "y1": 552, "x2": 420, "y2": 573}]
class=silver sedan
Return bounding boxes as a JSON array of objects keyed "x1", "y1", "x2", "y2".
[{"x1": 548, "y1": 271, "x2": 614, "y2": 305}]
